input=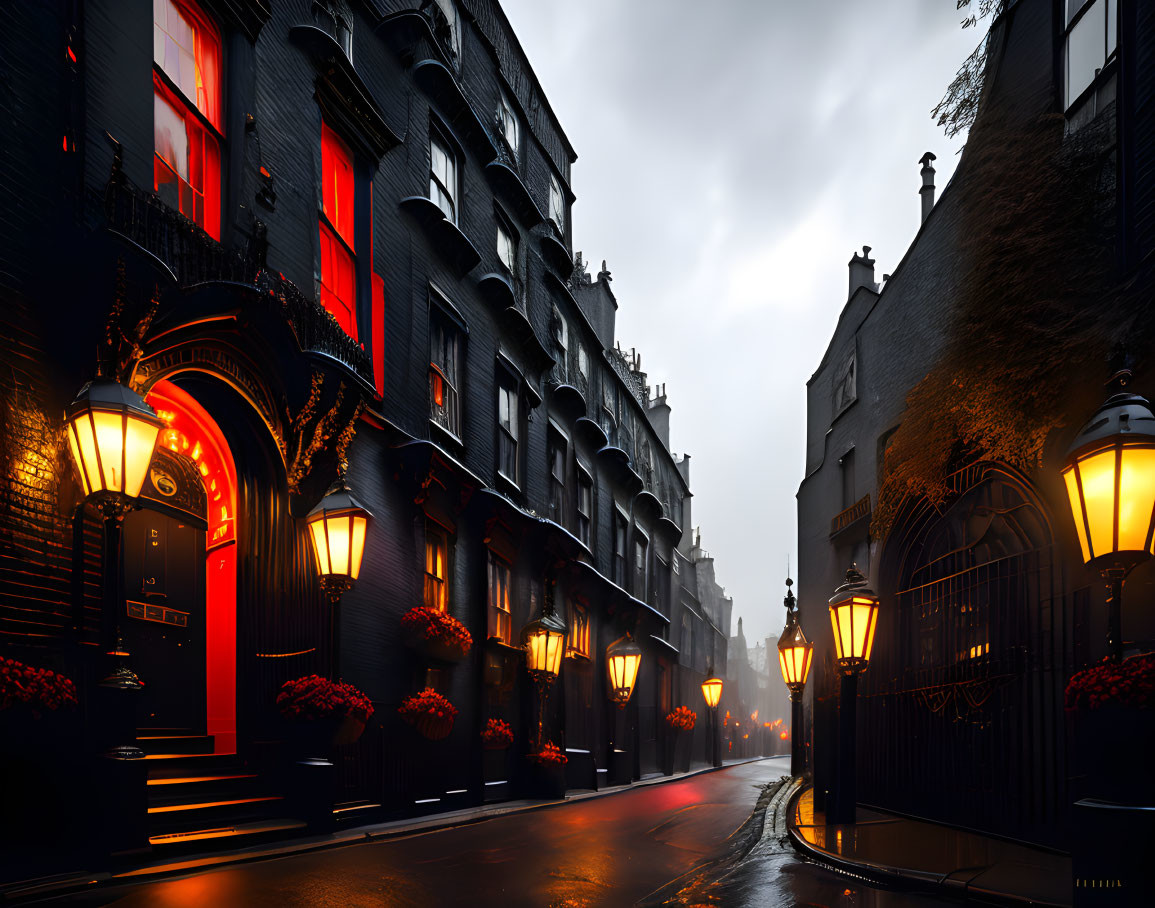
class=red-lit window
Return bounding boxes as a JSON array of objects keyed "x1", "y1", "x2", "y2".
[
  {"x1": 319, "y1": 122, "x2": 357, "y2": 339},
  {"x1": 152, "y1": 0, "x2": 222, "y2": 240}
]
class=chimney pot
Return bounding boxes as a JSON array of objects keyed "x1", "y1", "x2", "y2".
[
  {"x1": 920, "y1": 151, "x2": 937, "y2": 223},
  {"x1": 848, "y1": 245, "x2": 878, "y2": 299}
]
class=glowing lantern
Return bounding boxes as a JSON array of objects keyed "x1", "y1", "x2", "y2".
[
  {"x1": 1061, "y1": 374, "x2": 1155, "y2": 660},
  {"x1": 778, "y1": 616, "x2": 813, "y2": 695},
  {"x1": 828, "y1": 565, "x2": 879, "y2": 676},
  {"x1": 307, "y1": 479, "x2": 372, "y2": 600},
  {"x1": 606, "y1": 635, "x2": 642, "y2": 707},
  {"x1": 522, "y1": 611, "x2": 566, "y2": 678},
  {"x1": 65, "y1": 380, "x2": 164, "y2": 501},
  {"x1": 1062, "y1": 384, "x2": 1155, "y2": 567},
  {"x1": 701, "y1": 677, "x2": 723, "y2": 709}
]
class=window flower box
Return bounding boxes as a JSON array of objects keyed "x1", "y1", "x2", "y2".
[
  {"x1": 276, "y1": 674, "x2": 373, "y2": 755},
  {"x1": 401, "y1": 605, "x2": 472, "y2": 663}
]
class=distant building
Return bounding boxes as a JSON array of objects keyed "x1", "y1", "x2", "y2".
[{"x1": 797, "y1": 0, "x2": 1154, "y2": 849}]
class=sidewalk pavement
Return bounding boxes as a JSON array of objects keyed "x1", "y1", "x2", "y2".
[
  {"x1": 1, "y1": 757, "x2": 769, "y2": 904},
  {"x1": 786, "y1": 784, "x2": 1072, "y2": 907}
]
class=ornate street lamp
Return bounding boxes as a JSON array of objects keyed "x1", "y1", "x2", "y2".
[
  {"x1": 306, "y1": 477, "x2": 372, "y2": 678},
  {"x1": 700, "y1": 673, "x2": 724, "y2": 767},
  {"x1": 65, "y1": 379, "x2": 164, "y2": 511},
  {"x1": 65, "y1": 378, "x2": 164, "y2": 761},
  {"x1": 1061, "y1": 370, "x2": 1155, "y2": 661},
  {"x1": 828, "y1": 564, "x2": 879, "y2": 825},
  {"x1": 606, "y1": 635, "x2": 642, "y2": 707},
  {"x1": 777, "y1": 577, "x2": 812, "y2": 777},
  {"x1": 522, "y1": 607, "x2": 566, "y2": 748}
]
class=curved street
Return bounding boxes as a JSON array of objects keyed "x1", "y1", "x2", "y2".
[{"x1": 51, "y1": 759, "x2": 956, "y2": 907}]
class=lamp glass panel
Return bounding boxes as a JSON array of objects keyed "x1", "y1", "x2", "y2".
[
  {"x1": 526, "y1": 630, "x2": 546, "y2": 672},
  {"x1": 1062, "y1": 465, "x2": 1092, "y2": 561},
  {"x1": 1118, "y1": 447, "x2": 1155, "y2": 553},
  {"x1": 67, "y1": 420, "x2": 93, "y2": 496},
  {"x1": 92, "y1": 410, "x2": 126, "y2": 493},
  {"x1": 701, "y1": 678, "x2": 722, "y2": 708},
  {"x1": 620, "y1": 652, "x2": 640, "y2": 691},
  {"x1": 123, "y1": 412, "x2": 161, "y2": 498},
  {"x1": 609, "y1": 654, "x2": 624, "y2": 690},
  {"x1": 861, "y1": 599, "x2": 878, "y2": 662},
  {"x1": 1077, "y1": 448, "x2": 1118, "y2": 559},
  {"x1": 308, "y1": 518, "x2": 331, "y2": 575},
  {"x1": 327, "y1": 514, "x2": 352, "y2": 577},
  {"x1": 350, "y1": 514, "x2": 368, "y2": 579},
  {"x1": 545, "y1": 630, "x2": 564, "y2": 676}
]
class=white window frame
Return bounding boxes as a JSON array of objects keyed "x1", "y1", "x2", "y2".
[
  {"x1": 496, "y1": 216, "x2": 516, "y2": 274},
  {"x1": 1063, "y1": 0, "x2": 1117, "y2": 109},
  {"x1": 429, "y1": 129, "x2": 457, "y2": 223},
  {"x1": 497, "y1": 90, "x2": 519, "y2": 159},
  {"x1": 548, "y1": 173, "x2": 566, "y2": 232}
]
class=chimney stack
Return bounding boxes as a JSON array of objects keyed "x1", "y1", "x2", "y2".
[
  {"x1": 920, "y1": 152, "x2": 936, "y2": 223},
  {"x1": 848, "y1": 246, "x2": 878, "y2": 299}
]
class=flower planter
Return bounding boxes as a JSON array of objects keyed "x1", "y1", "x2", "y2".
[
  {"x1": 526, "y1": 760, "x2": 567, "y2": 799},
  {"x1": 416, "y1": 712, "x2": 454, "y2": 741},
  {"x1": 400, "y1": 608, "x2": 472, "y2": 664},
  {"x1": 402, "y1": 624, "x2": 468, "y2": 663},
  {"x1": 1069, "y1": 705, "x2": 1155, "y2": 805}
]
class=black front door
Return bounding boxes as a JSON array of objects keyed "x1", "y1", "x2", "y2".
[{"x1": 122, "y1": 507, "x2": 207, "y2": 731}]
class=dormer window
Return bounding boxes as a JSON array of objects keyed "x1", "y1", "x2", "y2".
[{"x1": 497, "y1": 91, "x2": 519, "y2": 160}]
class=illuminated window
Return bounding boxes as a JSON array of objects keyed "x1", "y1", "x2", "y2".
[
  {"x1": 1064, "y1": 0, "x2": 1117, "y2": 108},
  {"x1": 497, "y1": 90, "x2": 519, "y2": 158},
  {"x1": 152, "y1": 0, "x2": 221, "y2": 239},
  {"x1": 548, "y1": 173, "x2": 566, "y2": 233},
  {"x1": 429, "y1": 129, "x2": 457, "y2": 222},
  {"x1": 319, "y1": 122, "x2": 357, "y2": 338},
  {"x1": 567, "y1": 601, "x2": 590, "y2": 658},
  {"x1": 424, "y1": 524, "x2": 449, "y2": 612},
  {"x1": 576, "y1": 469, "x2": 592, "y2": 548},
  {"x1": 487, "y1": 551, "x2": 511, "y2": 644},
  {"x1": 497, "y1": 380, "x2": 518, "y2": 484},
  {"x1": 429, "y1": 306, "x2": 461, "y2": 437}
]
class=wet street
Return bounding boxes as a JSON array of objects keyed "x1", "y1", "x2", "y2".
[{"x1": 52, "y1": 759, "x2": 963, "y2": 907}]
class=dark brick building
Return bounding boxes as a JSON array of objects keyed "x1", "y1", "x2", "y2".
[
  {"x1": 0, "y1": 0, "x2": 736, "y2": 877},
  {"x1": 797, "y1": 0, "x2": 1155, "y2": 851}
]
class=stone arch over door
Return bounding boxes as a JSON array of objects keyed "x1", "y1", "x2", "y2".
[{"x1": 869, "y1": 461, "x2": 1074, "y2": 847}]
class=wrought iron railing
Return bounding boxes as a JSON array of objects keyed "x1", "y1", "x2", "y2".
[{"x1": 105, "y1": 159, "x2": 373, "y2": 387}]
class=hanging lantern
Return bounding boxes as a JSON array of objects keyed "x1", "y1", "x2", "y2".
[
  {"x1": 828, "y1": 564, "x2": 879, "y2": 676},
  {"x1": 606, "y1": 635, "x2": 642, "y2": 707},
  {"x1": 1061, "y1": 384, "x2": 1155, "y2": 569},
  {"x1": 701, "y1": 677, "x2": 723, "y2": 709},
  {"x1": 522, "y1": 611, "x2": 566, "y2": 678},
  {"x1": 65, "y1": 380, "x2": 164, "y2": 500},
  {"x1": 307, "y1": 479, "x2": 372, "y2": 594}
]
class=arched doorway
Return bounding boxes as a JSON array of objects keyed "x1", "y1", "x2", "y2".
[{"x1": 123, "y1": 379, "x2": 238, "y2": 748}]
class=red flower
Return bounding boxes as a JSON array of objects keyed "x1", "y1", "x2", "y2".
[
  {"x1": 665, "y1": 705, "x2": 697, "y2": 732},
  {"x1": 401, "y1": 606, "x2": 473, "y2": 657},
  {"x1": 531, "y1": 741, "x2": 568, "y2": 766},
  {"x1": 276, "y1": 674, "x2": 374, "y2": 723},
  {"x1": 398, "y1": 688, "x2": 458, "y2": 725},
  {"x1": 1065, "y1": 653, "x2": 1155, "y2": 711},
  {"x1": 0, "y1": 658, "x2": 78, "y2": 716},
  {"x1": 481, "y1": 718, "x2": 514, "y2": 749}
]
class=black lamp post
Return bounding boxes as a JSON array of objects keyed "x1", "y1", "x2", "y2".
[
  {"x1": 1061, "y1": 369, "x2": 1155, "y2": 661},
  {"x1": 64, "y1": 378, "x2": 164, "y2": 758},
  {"x1": 700, "y1": 673, "x2": 723, "y2": 767},
  {"x1": 522, "y1": 606, "x2": 566, "y2": 749},
  {"x1": 827, "y1": 564, "x2": 879, "y2": 826},
  {"x1": 777, "y1": 577, "x2": 813, "y2": 778}
]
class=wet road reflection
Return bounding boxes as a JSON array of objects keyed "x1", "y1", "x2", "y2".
[{"x1": 54, "y1": 759, "x2": 961, "y2": 907}]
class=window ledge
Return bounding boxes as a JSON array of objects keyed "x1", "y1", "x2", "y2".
[
  {"x1": 400, "y1": 196, "x2": 481, "y2": 276},
  {"x1": 429, "y1": 418, "x2": 464, "y2": 452}
]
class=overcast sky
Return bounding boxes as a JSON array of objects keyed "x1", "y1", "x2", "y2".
[{"x1": 499, "y1": 1, "x2": 990, "y2": 647}]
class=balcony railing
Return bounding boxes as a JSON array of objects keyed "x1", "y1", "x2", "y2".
[{"x1": 105, "y1": 161, "x2": 373, "y2": 387}]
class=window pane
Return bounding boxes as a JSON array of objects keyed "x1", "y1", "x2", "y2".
[
  {"x1": 322, "y1": 122, "x2": 355, "y2": 247},
  {"x1": 1066, "y1": 1, "x2": 1104, "y2": 105},
  {"x1": 319, "y1": 223, "x2": 357, "y2": 339},
  {"x1": 154, "y1": 90, "x2": 189, "y2": 180},
  {"x1": 1107, "y1": 0, "x2": 1116, "y2": 56}
]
